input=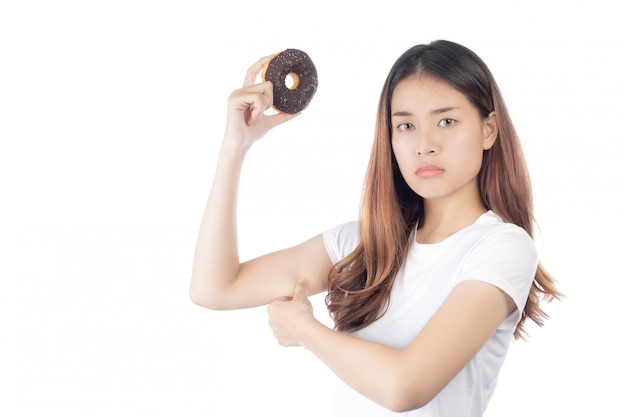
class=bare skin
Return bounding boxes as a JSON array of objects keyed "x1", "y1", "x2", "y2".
[
  {"x1": 189, "y1": 55, "x2": 331, "y2": 310},
  {"x1": 191, "y1": 59, "x2": 515, "y2": 412}
]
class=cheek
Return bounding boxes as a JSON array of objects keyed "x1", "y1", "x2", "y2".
[
  {"x1": 467, "y1": 150, "x2": 485, "y2": 177},
  {"x1": 452, "y1": 132, "x2": 485, "y2": 164},
  {"x1": 391, "y1": 134, "x2": 414, "y2": 156},
  {"x1": 391, "y1": 140, "x2": 411, "y2": 171}
]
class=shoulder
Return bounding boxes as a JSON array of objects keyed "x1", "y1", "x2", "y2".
[
  {"x1": 322, "y1": 221, "x2": 360, "y2": 264},
  {"x1": 469, "y1": 211, "x2": 537, "y2": 259},
  {"x1": 457, "y1": 211, "x2": 539, "y2": 327}
]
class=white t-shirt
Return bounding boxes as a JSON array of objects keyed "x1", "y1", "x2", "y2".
[{"x1": 322, "y1": 211, "x2": 538, "y2": 417}]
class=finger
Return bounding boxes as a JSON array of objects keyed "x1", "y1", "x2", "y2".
[
  {"x1": 266, "y1": 297, "x2": 290, "y2": 316},
  {"x1": 230, "y1": 82, "x2": 273, "y2": 109},
  {"x1": 293, "y1": 279, "x2": 309, "y2": 299},
  {"x1": 228, "y1": 84, "x2": 274, "y2": 124},
  {"x1": 243, "y1": 54, "x2": 276, "y2": 88}
]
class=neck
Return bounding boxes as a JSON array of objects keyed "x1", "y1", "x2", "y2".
[{"x1": 416, "y1": 186, "x2": 486, "y2": 244}]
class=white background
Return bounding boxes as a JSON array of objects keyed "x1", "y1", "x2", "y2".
[{"x1": 1, "y1": 0, "x2": 625, "y2": 416}]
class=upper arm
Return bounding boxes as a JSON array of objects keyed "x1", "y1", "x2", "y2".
[
  {"x1": 393, "y1": 280, "x2": 515, "y2": 410},
  {"x1": 210, "y1": 233, "x2": 333, "y2": 310}
]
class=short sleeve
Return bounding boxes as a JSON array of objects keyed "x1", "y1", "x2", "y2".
[
  {"x1": 322, "y1": 221, "x2": 360, "y2": 264},
  {"x1": 457, "y1": 226, "x2": 539, "y2": 328}
]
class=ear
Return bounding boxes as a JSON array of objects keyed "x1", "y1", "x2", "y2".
[{"x1": 482, "y1": 111, "x2": 498, "y2": 150}]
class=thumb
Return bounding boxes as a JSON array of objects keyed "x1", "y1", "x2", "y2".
[{"x1": 293, "y1": 279, "x2": 309, "y2": 299}]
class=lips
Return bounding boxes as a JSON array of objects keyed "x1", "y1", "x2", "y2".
[{"x1": 416, "y1": 165, "x2": 445, "y2": 178}]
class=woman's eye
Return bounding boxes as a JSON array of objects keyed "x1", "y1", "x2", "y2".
[
  {"x1": 397, "y1": 123, "x2": 414, "y2": 131},
  {"x1": 437, "y1": 118, "x2": 456, "y2": 127}
]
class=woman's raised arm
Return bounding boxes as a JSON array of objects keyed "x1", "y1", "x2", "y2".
[{"x1": 189, "y1": 56, "x2": 332, "y2": 310}]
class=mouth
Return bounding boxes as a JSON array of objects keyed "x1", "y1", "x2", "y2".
[{"x1": 416, "y1": 165, "x2": 445, "y2": 178}]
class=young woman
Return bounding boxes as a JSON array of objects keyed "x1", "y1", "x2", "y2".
[{"x1": 190, "y1": 40, "x2": 561, "y2": 416}]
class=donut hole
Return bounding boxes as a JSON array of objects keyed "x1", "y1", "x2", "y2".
[{"x1": 284, "y1": 72, "x2": 300, "y2": 90}]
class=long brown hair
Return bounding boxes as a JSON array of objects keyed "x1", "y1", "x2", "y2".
[{"x1": 325, "y1": 40, "x2": 562, "y2": 339}]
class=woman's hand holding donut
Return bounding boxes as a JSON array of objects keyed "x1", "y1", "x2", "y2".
[{"x1": 223, "y1": 55, "x2": 298, "y2": 152}]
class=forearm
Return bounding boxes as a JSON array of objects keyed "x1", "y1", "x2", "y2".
[
  {"x1": 190, "y1": 142, "x2": 248, "y2": 308},
  {"x1": 190, "y1": 55, "x2": 302, "y2": 309},
  {"x1": 299, "y1": 318, "x2": 411, "y2": 412},
  {"x1": 290, "y1": 281, "x2": 513, "y2": 412}
]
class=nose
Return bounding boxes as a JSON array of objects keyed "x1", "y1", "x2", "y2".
[
  {"x1": 417, "y1": 147, "x2": 436, "y2": 156},
  {"x1": 415, "y1": 129, "x2": 438, "y2": 156}
]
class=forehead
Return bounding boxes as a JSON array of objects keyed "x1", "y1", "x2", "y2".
[{"x1": 391, "y1": 75, "x2": 470, "y2": 110}]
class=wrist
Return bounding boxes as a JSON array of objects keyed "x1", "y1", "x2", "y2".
[
  {"x1": 217, "y1": 138, "x2": 252, "y2": 170},
  {"x1": 299, "y1": 315, "x2": 330, "y2": 351}
]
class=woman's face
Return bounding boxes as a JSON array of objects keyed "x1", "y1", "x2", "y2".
[{"x1": 390, "y1": 75, "x2": 497, "y2": 204}]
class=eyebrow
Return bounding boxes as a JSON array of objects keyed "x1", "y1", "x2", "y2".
[{"x1": 391, "y1": 106, "x2": 460, "y2": 117}]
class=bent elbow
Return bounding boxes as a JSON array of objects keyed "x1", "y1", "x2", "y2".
[
  {"x1": 386, "y1": 398, "x2": 428, "y2": 414},
  {"x1": 383, "y1": 375, "x2": 433, "y2": 413},
  {"x1": 189, "y1": 290, "x2": 209, "y2": 309},
  {"x1": 385, "y1": 392, "x2": 430, "y2": 414},
  {"x1": 189, "y1": 284, "x2": 229, "y2": 311}
]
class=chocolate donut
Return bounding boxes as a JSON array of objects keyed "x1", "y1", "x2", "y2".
[{"x1": 262, "y1": 49, "x2": 318, "y2": 114}]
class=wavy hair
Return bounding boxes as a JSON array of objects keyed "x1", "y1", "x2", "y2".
[{"x1": 325, "y1": 40, "x2": 562, "y2": 339}]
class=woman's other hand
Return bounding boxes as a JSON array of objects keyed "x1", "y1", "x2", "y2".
[{"x1": 267, "y1": 279, "x2": 316, "y2": 347}]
